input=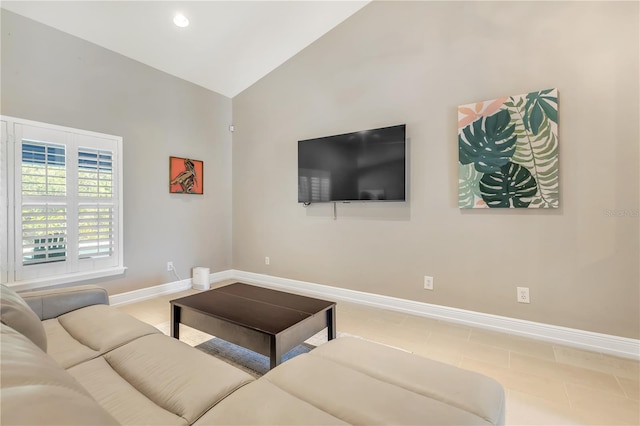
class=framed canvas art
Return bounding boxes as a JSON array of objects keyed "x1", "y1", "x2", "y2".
[
  {"x1": 169, "y1": 156, "x2": 203, "y2": 194},
  {"x1": 458, "y1": 88, "x2": 559, "y2": 208}
]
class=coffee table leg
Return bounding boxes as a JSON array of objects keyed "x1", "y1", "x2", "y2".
[
  {"x1": 270, "y1": 336, "x2": 282, "y2": 370},
  {"x1": 171, "y1": 304, "x2": 181, "y2": 339},
  {"x1": 327, "y1": 306, "x2": 336, "y2": 340}
]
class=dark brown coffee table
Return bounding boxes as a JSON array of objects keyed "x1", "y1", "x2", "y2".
[{"x1": 170, "y1": 282, "x2": 336, "y2": 369}]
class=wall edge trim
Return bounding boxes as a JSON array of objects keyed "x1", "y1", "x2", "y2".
[{"x1": 232, "y1": 270, "x2": 640, "y2": 360}]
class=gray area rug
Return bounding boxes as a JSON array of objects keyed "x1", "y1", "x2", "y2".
[
  {"x1": 195, "y1": 338, "x2": 314, "y2": 377},
  {"x1": 194, "y1": 329, "x2": 355, "y2": 377},
  {"x1": 154, "y1": 320, "x2": 353, "y2": 377}
]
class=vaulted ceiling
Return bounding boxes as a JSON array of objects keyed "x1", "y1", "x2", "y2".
[{"x1": 1, "y1": 1, "x2": 369, "y2": 98}]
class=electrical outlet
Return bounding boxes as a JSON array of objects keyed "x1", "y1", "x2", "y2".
[
  {"x1": 265, "y1": 257, "x2": 270, "y2": 265},
  {"x1": 167, "y1": 261, "x2": 173, "y2": 272},
  {"x1": 517, "y1": 287, "x2": 530, "y2": 303},
  {"x1": 424, "y1": 275, "x2": 434, "y2": 290}
]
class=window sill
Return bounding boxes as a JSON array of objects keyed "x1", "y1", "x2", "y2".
[{"x1": 7, "y1": 267, "x2": 127, "y2": 292}]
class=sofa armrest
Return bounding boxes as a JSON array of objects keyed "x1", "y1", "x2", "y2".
[{"x1": 19, "y1": 285, "x2": 109, "y2": 320}]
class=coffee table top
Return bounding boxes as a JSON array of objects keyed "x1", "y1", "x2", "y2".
[{"x1": 170, "y1": 283, "x2": 335, "y2": 335}]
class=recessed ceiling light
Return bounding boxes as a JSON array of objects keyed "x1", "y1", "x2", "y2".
[{"x1": 173, "y1": 13, "x2": 189, "y2": 28}]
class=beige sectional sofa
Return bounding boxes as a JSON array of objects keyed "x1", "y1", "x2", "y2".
[{"x1": 1, "y1": 284, "x2": 505, "y2": 425}]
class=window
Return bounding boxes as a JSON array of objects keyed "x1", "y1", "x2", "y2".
[
  {"x1": 298, "y1": 168, "x2": 331, "y2": 202},
  {"x1": 1, "y1": 116, "x2": 124, "y2": 290}
]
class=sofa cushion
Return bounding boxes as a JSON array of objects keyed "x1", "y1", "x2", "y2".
[
  {"x1": 42, "y1": 319, "x2": 101, "y2": 369},
  {"x1": 0, "y1": 284, "x2": 47, "y2": 352},
  {"x1": 44, "y1": 303, "x2": 161, "y2": 368},
  {"x1": 310, "y1": 336, "x2": 506, "y2": 425},
  {"x1": 265, "y1": 354, "x2": 489, "y2": 425},
  {"x1": 69, "y1": 334, "x2": 255, "y2": 425},
  {"x1": 240, "y1": 337, "x2": 505, "y2": 426},
  {"x1": 0, "y1": 323, "x2": 118, "y2": 425},
  {"x1": 194, "y1": 378, "x2": 348, "y2": 425},
  {"x1": 2, "y1": 386, "x2": 119, "y2": 426},
  {"x1": 69, "y1": 357, "x2": 188, "y2": 426}
]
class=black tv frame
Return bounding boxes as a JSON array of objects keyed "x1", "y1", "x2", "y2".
[{"x1": 298, "y1": 124, "x2": 407, "y2": 204}]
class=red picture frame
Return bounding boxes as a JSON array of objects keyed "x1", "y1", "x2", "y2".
[{"x1": 169, "y1": 156, "x2": 203, "y2": 194}]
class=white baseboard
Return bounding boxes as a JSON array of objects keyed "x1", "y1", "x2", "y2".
[
  {"x1": 109, "y1": 269, "x2": 639, "y2": 360},
  {"x1": 231, "y1": 270, "x2": 640, "y2": 360},
  {"x1": 109, "y1": 269, "x2": 236, "y2": 306},
  {"x1": 209, "y1": 269, "x2": 235, "y2": 283},
  {"x1": 109, "y1": 279, "x2": 192, "y2": 306}
]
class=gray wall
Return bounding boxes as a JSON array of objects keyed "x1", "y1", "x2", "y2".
[
  {"x1": 1, "y1": 10, "x2": 233, "y2": 295},
  {"x1": 2, "y1": 2, "x2": 638, "y2": 339},
  {"x1": 232, "y1": 1, "x2": 639, "y2": 338}
]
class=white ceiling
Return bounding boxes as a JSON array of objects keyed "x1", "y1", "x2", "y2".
[{"x1": 1, "y1": 1, "x2": 369, "y2": 98}]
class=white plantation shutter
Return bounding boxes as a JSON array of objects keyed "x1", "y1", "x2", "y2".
[
  {"x1": 3, "y1": 116, "x2": 124, "y2": 288},
  {"x1": 78, "y1": 205, "x2": 114, "y2": 259},
  {"x1": 21, "y1": 141, "x2": 66, "y2": 196},
  {"x1": 78, "y1": 148, "x2": 112, "y2": 198},
  {"x1": 20, "y1": 141, "x2": 68, "y2": 268},
  {"x1": 21, "y1": 204, "x2": 67, "y2": 265},
  {"x1": 78, "y1": 148, "x2": 115, "y2": 261}
]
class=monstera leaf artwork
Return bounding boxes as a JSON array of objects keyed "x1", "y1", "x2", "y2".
[
  {"x1": 458, "y1": 89, "x2": 559, "y2": 209},
  {"x1": 459, "y1": 109, "x2": 517, "y2": 173},
  {"x1": 479, "y1": 162, "x2": 538, "y2": 208}
]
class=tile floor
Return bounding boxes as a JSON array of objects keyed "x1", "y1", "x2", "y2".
[{"x1": 117, "y1": 283, "x2": 639, "y2": 426}]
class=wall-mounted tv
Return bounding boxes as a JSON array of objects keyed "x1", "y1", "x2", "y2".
[{"x1": 298, "y1": 124, "x2": 406, "y2": 204}]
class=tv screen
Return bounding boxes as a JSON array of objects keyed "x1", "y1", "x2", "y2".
[{"x1": 298, "y1": 124, "x2": 406, "y2": 203}]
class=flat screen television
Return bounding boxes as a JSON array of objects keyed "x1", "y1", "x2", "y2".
[{"x1": 298, "y1": 124, "x2": 406, "y2": 203}]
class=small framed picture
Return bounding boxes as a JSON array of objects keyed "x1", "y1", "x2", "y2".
[{"x1": 169, "y1": 156, "x2": 203, "y2": 194}]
